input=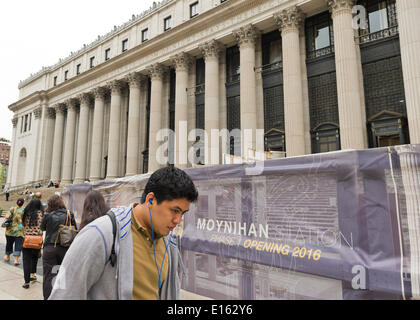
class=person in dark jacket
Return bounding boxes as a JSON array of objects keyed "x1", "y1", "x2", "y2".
[
  {"x1": 40, "y1": 194, "x2": 77, "y2": 300},
  {"x1": 21, "y1": 198, "x2": 44, "y2": 289}
]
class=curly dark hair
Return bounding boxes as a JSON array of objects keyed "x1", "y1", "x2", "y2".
[
  {"x1": 45, "y1": 194, "x2": 66, "y2": 212},
  {"x1": 22, "y1": 198, "x2": 43, "y2": 227},
  {"x1": 80, "y1": 191, "x2": 110, "y2": 230},
  {"x1": 140, "y1": 166, "x2": 198, "y2": 204}
]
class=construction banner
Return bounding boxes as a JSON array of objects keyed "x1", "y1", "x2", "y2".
[{"x1": 61, "y1": 144, "x2": 420, "y2": 300}]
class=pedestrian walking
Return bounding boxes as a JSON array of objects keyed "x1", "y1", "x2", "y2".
[
  {"x1": 49, "y1": 166, "x2": 198, "y2": 300},
  {"x1": 3, "y1": 198, "x2": 25, "y2": 265},
  {"x1": 5, "y1": 188, "x2": 10, "y2": 201},
  {"x1": 40, "y1": 194, "x2": 77, "y2": 300},
  {"x1": 21, "y1": 198, "x2": 44, "y2": 289},
  {"x1": 79, "y1": 190, "x2": 110, "y2": 231}
]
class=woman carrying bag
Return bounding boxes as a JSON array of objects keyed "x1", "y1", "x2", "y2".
[
  {"x1": 21, "y1": 198, "x2": 44, "y2": 289},
  {"x1": 40, "y1": 194, "x2": 77, "y2": 300},
  {"x1": 3, "y1": 198, "x2": 25, "y2": 265}
]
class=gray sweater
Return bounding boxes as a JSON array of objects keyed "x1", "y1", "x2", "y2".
[{"x1": 49, "y1": 205, "x2": 184, "y2": 300}]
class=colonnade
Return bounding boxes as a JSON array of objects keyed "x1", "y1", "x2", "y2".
[{"x1": 19, "y1": 0, "x2": 419, "y2": 185}]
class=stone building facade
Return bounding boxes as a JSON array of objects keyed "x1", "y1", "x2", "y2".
[{"x1": 6, "y1": 0, "x2": 420, "y2": 187}]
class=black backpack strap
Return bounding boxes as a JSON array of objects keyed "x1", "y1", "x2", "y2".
[{"x1": 106, "y1": 210, "x2": 117, "y2": 267}]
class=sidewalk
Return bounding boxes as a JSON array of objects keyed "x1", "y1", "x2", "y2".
[{"x1": 0, "y1": 216, "x2": 43, "y2": 300}]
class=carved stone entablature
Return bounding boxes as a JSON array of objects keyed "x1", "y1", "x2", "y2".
[
  {"x1": 77, "y1": 92, "x2": 93, "y2": 106},
  {"x1": 12, "y1": 117, "x2": 18, "y2": 128},
  {"x1": 147, "y1": 63, "x2": 166, "y2": 81},
  {"x1": 107, "y1": 79, "x2": 125, "y2": 94},
  {"x1": 125, "y1": 72, "x2": 145, "y2": 89},
  {"x1": 199, "y1": 40, "x2": 223, "y2": 61},
  {"x1": 326, "y1": 0, "x2": 356, "y2": 17},
  {"x1": 34, "y1": 107, "x2": 43, "y2": 120},
  {"x1": 92, "y1": 87, "x2": 108, "y2": 100},
  {"x1": 172, "y1": 52, "x2": 193, "y2": 72},
  {"x1": 274, "y1": 6, "x2": 305, "y2": 34},
  {"x1": 233, "y1": 24, "x2": 259, "y2": 48}
]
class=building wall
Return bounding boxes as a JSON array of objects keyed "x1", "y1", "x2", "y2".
[{"x1": 7, "y1": 0, "x2": 420, "y2": 187}]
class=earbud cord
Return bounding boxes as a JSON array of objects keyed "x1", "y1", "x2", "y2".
[{"x1": 148, "y1": 201, "x2": 170, "y2": 299}]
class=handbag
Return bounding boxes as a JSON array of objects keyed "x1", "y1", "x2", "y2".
[
  {"x1": 23, "y1": 235, "x2": 43, "y2": 249},
  {"x1": 1, "y1": 207, "x2": 15, "y2": 228},
  {"x1": 54, "y1": 210, "x2": 78, "y2": 247}
]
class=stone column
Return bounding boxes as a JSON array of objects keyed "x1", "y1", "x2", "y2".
[
  {"x1": 233, "y1": 25, "x2": 259, "y2": 160},
  {"x1": 395, "y1": 144, "x2": 420, "y2": 299},
  {"x1": 138, "y1": 78, "x2": 148, "y2": 173},
  {"x1": 42, "y1": 108, "x2": 56, "y2": 181},
  {"x1": 90, "y1": 87, "x2": 107, "y2": 181},
  {"x1": 147, "y1": 64, "x2": 165, "y2": 172},
  {"x1": 74, "y1": 93, "x2": 92, "y2": 184},
  {"x1": 396, "y1": 0, "x2": 420, "y2": 144},
  {"x1": 35, "y1": 95, "x2": 51, "y2": 182},
  {"x1": 106, "y1": 80, "x2": 124, "y2": 179},
  {"x1": 200, "y1": 40, "x2": 222, "y2": 165},
  {"x1": 32, "y1": 106, "x2": 43, "y2": 183},
  {"x1": 327, "y1": 0, "x2": 367, "y2": 150},
  {"x1": 6, "y1": 117, "x2": 19, "y2": 187},
  {"x1": 219, "y1": 47, "x2": 228, "y2": 160},
  {"x1": 125, "y1": 73, "x2": 143, "y2": 176},
  {"x1": 300, "y1": 27, "x2": 312, "y2": 154},
  {"x1": 275, "y1": 7, "x2": 306, "y2": 157},
  {"x1": 173, "y1": 52, "x2": 192, "y2": 168},
  {"x1": 61, "y1": 99, "x2": 78, "y2": 185},
  {"x1": 50, "y1": 104, "x2": 66, "y2": 182}
]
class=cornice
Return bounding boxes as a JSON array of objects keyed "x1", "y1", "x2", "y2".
[
  {"x1": 8, "y1": 90, "x2": 48, "y2": 113},
  {"x1": 12, "y1": 0, "x2": 292, "y2": 111},
  {"x1": 18, "y1": 0, "x2": 176, "y2": 89}
]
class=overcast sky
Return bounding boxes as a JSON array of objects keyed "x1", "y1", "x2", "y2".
[{"x1": 0, "y1": 0, "x2": 156, "y2": 141}]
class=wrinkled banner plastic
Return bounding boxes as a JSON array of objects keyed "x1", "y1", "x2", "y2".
[{"x1": 60, "y1": 144, "x2": 420, "y2": 300}]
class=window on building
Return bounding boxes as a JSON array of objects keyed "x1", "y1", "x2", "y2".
[
  {"x1": 53, "y1": 76, "x2": 57, "y2": 86},
  {"x1": 64, "y1": 70, "x2": 69, "y2": 81},
  {"x1": 90, "y1": 56, "x2": 95, "y2": 68},
  {"x1": 76, "y1": 64, "x2": 81, "y2": 75},
  {"x1": 226, "y1": 46, "x2": 240, "y2": 83},
  {"x1": 190, "y1": 2, "x2": 199, "y2": 18},
  {"x1": 311, "y1": 124, "x2": 340, "y2": 153},
  {"x1": 24, "y1": 114, "x2": 28, "y2": 132},
  {"x1": 164, "y1": 16, "x2": 172, "y2": 31},
  {"x1": 105, "y1": 48, "x2": 111, "y2": 61},
  {"x1": 261, "y1": 30, "x2": 282, "y2": 72},
  {"x1": 368, "y1": 111, "x2": 409, "y2": 148},
  {"x1": 122, "y1": 39, "x2": 128, "y2": 52},
  {"x1": 369, "y1": 2, "x2": 388, "y2": 32},
  {"x1": 358, "y1": 0, "x2": 398, "y2": 43},
  {"x1": 305, "y1": 12, "x2": 334, "y2": 59},
  {"x1": 142, "y1": 28, "x2": 149, "y2": 42}
]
